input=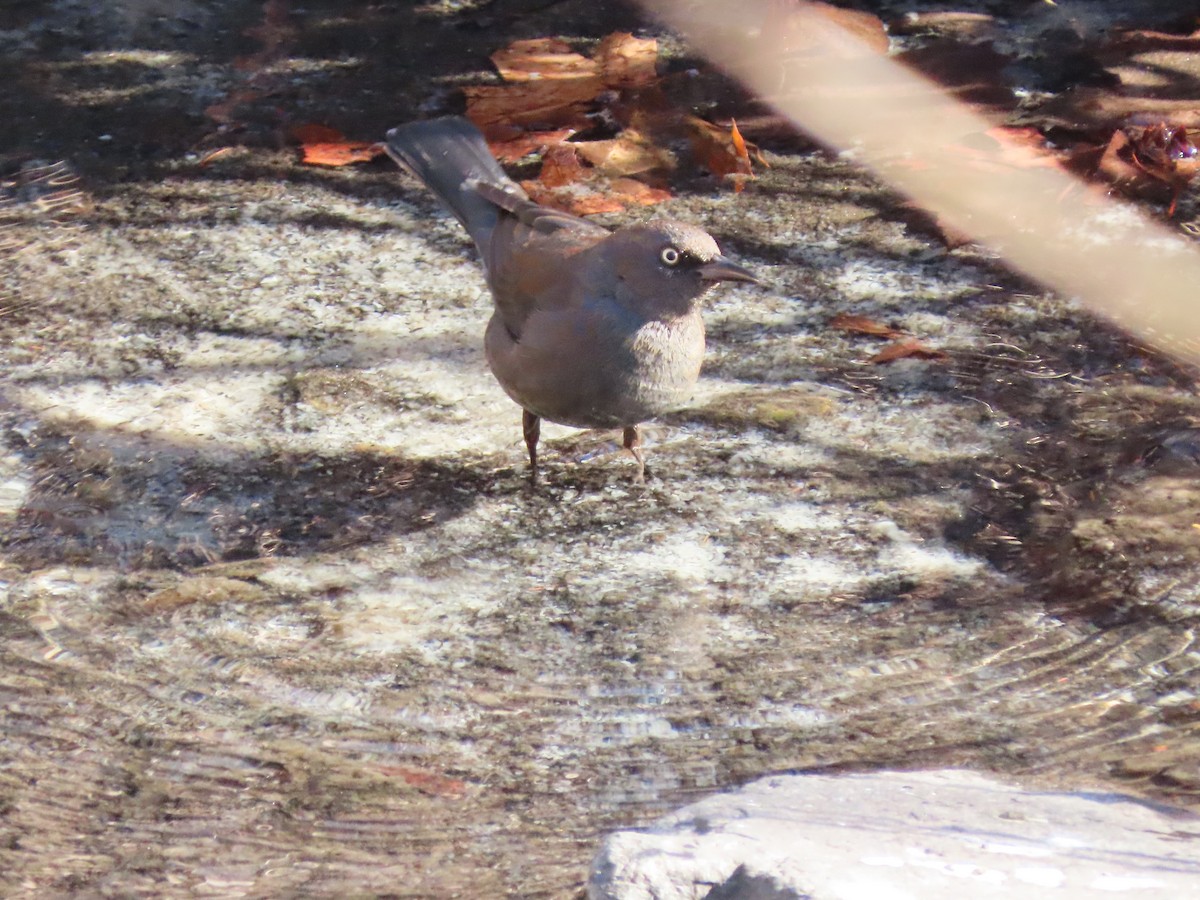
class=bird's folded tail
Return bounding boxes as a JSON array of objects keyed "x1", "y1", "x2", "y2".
[{"x1": 385, "y1": 117, "x2": 519, "y2": 255}]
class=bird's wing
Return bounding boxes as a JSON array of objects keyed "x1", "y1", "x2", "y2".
[
  {"x1": 470, "y1": 179, "x2": 607, "y2": 237},
  {"x1": 386, "y1": 118, "x2": 608, "y2": 339},
  {"x1": 471, "y1": 181, "x2": 608, "y2": 339}
]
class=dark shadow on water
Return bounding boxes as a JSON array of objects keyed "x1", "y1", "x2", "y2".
[{"x1": 1, "y1": 417, "x2": 488, "y2": 570}]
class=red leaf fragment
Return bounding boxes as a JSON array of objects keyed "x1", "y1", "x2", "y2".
[
  {"x1": 870, "y1": 339, "x2": 949, "y2": 364},
  {"x1": 830, "y1": 313, "x2": 906, "y2": 340},
  {"x1": 376, "y1": 765, "x2": 468, "y2": 799}
]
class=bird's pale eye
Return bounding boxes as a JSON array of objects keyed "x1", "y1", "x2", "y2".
[{"x1": 659, "y1": 246, "x2": 681, "y2": 267}]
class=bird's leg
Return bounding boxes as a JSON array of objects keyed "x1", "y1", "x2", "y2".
[
  {"x1": 622, "y1": 425, "x2": 650, "y2": 482},
  {"x1": 522, "y1": 410, "x2": 541, "y2": 478}
]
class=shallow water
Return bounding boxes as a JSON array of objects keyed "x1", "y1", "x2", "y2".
[{"x1": 3, "y1": 1, "x2": 1200, "y2": 896}]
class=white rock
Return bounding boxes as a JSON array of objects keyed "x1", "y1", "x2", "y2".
[{"x1": 589, "y1": 770, "x2": 1200, "y2": 900}]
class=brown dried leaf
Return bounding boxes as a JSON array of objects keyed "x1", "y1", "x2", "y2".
[
  {"x1": 688, "y1": 116, "x2": 757, "y2": 181},
  {"x1": 1096, "y1": 129, "x2": 1144, "y2": 185},
  {"x1": 870, "y1": 338, "x2": 949, "y2": 364},
  {"x1": 594, "y1": 32, "x2": 659, "y2": 88},
  {"x1": 829, "y1": 313, "x2": 905, "y2": 340},
  {"x1": 197, "y1": 147, "x2": 237, "y2": 167},
  {"x1": 520, "y1": 170, "x2": 671, "y2": 216},
  {"x1": 1127, "y1": 123, "x2": 1200, "y2": 189},
  {"x1": 490, "y1": 37, "x2": 597, "y2": 82},
  {"x1": 1089, "y1": 124, "x2": 1200, "y2": 215},
  {"x1": 537, "y1": 143, "x2": 586, "y2": 187},
  {"x1": 521, "y1": 181, "x2": 627, "y2": 216},
  {"x1": 572, "y1": 130, "x2": 675, "y2": 176},
  {"x1": 464, "y1": 79, "x2": 600, "y2": 132},
  {"x1": 468, "y1": 34, "x2": 655, "y2": 134},
  {"x1": 486, "y1": 128, "x2": 577, "y2": 163}
]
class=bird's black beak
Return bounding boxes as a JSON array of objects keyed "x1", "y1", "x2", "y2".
[{"x1": 699, "y1": 256, "x2": 761, "y2": 285}]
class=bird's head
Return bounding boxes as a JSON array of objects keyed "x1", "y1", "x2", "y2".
[{"x1": 603, "y1": 220, "x2": 759, "y2": 319}]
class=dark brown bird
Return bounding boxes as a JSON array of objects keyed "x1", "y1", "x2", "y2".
[{"x1": 385, "y1": 116, "x2": 758, "y2": 480}]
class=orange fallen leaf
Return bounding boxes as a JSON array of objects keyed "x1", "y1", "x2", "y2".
[
  {"x1": 291, "y1": 124, "x2": 385, "y2": 167},
  {"x1": 300, "y1": 141, "x2": 385, "y2": 167},
  {"x1": 830, "y1": 313, "x2": 905, "y2": 339},
  {"x1": 730, "y1": 120, "x2": 751, "y2": 165},
  {"x1": 290, "y1": 123, "x2": 343, "y2": 144},
  {"x1": 729, "y1": 119, "x2": 753, "y2": 193},
  {"x1": 197, "y1": 147, "x2": 237, "y2": 167},
  {"x1": 870, "y1": 338, "x2": 949, "y2": 364}
]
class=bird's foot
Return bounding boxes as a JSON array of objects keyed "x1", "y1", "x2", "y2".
[
  {"x1": 622, "y1": 425, "x2": 652, "y2": 483},
  {"x1": 523, "y1": 410, "x2": 541, "y2": 483}
]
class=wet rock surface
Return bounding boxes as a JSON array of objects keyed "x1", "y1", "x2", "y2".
[{"x1": 2, "y1": 1, "x2": 1200, "y2": 896}]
